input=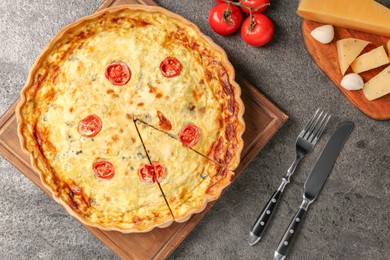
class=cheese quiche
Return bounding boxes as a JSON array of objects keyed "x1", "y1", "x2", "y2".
[{"x1": 17, "y1": 5, "x2": 244, "y2": 232}]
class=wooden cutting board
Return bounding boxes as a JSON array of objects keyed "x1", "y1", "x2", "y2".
[
  {"x1": 0, "y1": 0, "x2": 287, "y2": 259},
  {"x1": 302, "y1": 19, "x2": 390, "y2": 121}
]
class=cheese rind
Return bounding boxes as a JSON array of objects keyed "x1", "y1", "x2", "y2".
[
  {"x1": 337, "y1": 38, "x2": 370, "y2": 75},
  {"x1": 351, "y1": 46, "x2": 390, "y2": 73},
  {"x1": 297, "y1": 0, "x2": 390, "y2": 37},
  {"x1": 363, "y1": 65, "x2": 390, "y2": 100}
]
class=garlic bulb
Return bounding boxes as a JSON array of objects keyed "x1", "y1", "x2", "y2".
[
  {"x1": 310, "y1": 25, "x2": 334, "y2": 44},
  {"x1": 341, "y1": 73, "x2": 364, "y2": 90}
]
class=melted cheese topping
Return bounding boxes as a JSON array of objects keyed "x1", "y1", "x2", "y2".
[
  {"x1": 37, "y1": 102, "x2": 172, "y2": 229},
  {"x1": 19, "y1": 7, "x2": 243, "y2": 231}
]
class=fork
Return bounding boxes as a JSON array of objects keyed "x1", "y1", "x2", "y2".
[{"x1": 248, "y1": 109, "x2": 331, "y2": 246}]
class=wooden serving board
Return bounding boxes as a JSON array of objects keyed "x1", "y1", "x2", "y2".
[
  {"x1": 0, "y1": 0, "x2": 287, "y2": 259},
  {"x1": 302, "y1": 19, "x2": 390, "y2": 121}
]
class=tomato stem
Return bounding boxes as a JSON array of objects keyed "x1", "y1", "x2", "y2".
[
  {"x1": 249, "y1": 9, "x2": 255, "y2": 33},
  {"x1": 224, "y1": 0, "x2": 270, "y2": 13},
  {"x1": 223, "y1": 2, "x2": 236, "y2": 25},
  {"x1": 222, "y1": 0, "x2": 269, "y2": 33}
]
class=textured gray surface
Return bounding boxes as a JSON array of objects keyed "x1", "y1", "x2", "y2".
[{"x1": 0, "y1": 0, "x2": 389, "y2": 259}]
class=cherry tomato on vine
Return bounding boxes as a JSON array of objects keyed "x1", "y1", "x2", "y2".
[
  {"x1": 208, "y1": 3, "x2": 243, "y2": 36},
  {"x1": 240, "y1": 0, "x2": 270, "y2": 14},
  {"x1": 241, "y1": 14, "x2": 274, "y2": 47}
]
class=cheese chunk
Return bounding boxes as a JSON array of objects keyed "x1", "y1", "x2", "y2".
[
  {"x1": 351, "y1": 46, "x2": 390, "y2": 73},
  {"x1": 337, "y1": 38, "x2": 370, "y2": 75},
  {"x1": 363, "y1": 65, "x2": 390, "y2": 100},
  {"x1": 297, "y1": 0, "x2": 390, "y2": 37}
]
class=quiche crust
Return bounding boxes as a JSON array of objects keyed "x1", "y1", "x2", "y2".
[{"x1": 16, "y1": 5, "x2": 245, "y2": 232}]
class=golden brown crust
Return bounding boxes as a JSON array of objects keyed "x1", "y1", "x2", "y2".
[{"x1": 17, "y1": 5, "x2": 245, "y2": 232}]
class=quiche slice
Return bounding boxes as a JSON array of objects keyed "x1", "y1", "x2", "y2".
[{"x1": 136, "y1": 120, "x2": 233, "y2": 221}]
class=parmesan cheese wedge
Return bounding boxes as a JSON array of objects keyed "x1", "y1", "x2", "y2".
[
  {"x1": 351, "y1": 46, "x2": 390, "y2": 74},
  {"x1": 337, "y1": 38, "x2": 370, "y2": 75},
  {"x1": 297, "y1": 0, "x2": 390, "y2": 37},
  {"x1": 363, "y1": 65, "x2": 390, "y2": 101}
]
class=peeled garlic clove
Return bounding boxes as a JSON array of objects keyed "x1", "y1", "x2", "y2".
[
  {"x1": 310, "y1": 25, "x2": 334, "y2": 44},
  {"x1": 341, "y1": 73, "x2": 364, "y2": 90}
]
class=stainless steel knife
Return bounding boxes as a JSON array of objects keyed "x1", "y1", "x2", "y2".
[{"x1": 273, "y1": 122, "x2": 354, "y2": 260}]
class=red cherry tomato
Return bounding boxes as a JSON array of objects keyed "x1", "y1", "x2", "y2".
[
  {"x1": 138, "y1": 164, "x2": 155, "y2": 184},
  {"x1": 152, "y1": 161, "x2": 166, "y2": 182},
  {"x1": 240, "y1": 0, "x2": 270, "y2": 14},
  {"x1": 93, "y1": 160, "x2": 115, "y2": 179},
  {"x1": 179, "y1": 124, "x2": 200, "y2": 148},
  {"x1": 105, "y1": 61, "x2": 131, "y2": 85},
  {"x1": 160, "y1": 57, "x2": 182, "y2": 78},
  {"x1": 138, "y1": 162, "x2": 166, "y2": 184},
  {"x1": 78, "y1": 114, "x2": 102, "y2": 137},
  {"x1": 241, "y1": 14, "x2": 274, "y2": 47},
  {"x1": 208, "y1": 3, "x2": 243, "y2": 36}
]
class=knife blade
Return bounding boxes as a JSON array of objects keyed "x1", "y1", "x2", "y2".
[{"x1": 273, "y1": 122, "x2": 354, "y2": 260}]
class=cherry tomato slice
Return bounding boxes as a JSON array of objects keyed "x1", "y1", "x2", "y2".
[
  {"x1": 160, "y1": 57, "x2": 182, "y2": 78},
  {"x1": 138, "y1": 164, "x2": 155, "y2": 184},
  {"x1": 105, "y1": 61, "x2": 131, "y2": 85},
  {"x1": 152, "y1": 161, "x2": 166, "y2": 182},
  {"x1": 138, "y1": 162, "x2": 166, "y2": 184},
  {"x1": 240, "y1": 0, "x2": 270, "y2": 14},
  {"x1": 93, "y1": 160, "x2": 115, "y2": 179},
  {"x1": 208, "y1": 3, "x2": 242, "y2": 36},
  {"x1": 179, "y1": 124, "x2": 200, "y2": 148},
  {"x1": 78, "y1": 114, "x2": 102, "y2": 137},
  {"x1": 241, "y1": 14, "x2": 274, "y2": 47}
]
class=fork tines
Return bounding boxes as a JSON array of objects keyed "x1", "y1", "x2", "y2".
[{"x1": 301, "y1": 109, "x2": 331, "y2": 144}]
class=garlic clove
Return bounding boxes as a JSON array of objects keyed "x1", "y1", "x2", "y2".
[
  {"x1": 341, "y1": 73, "x2": 364, "y2": 90},
  {"x1": 310, "y1": 25, "x2": 334, "y2": 44}
]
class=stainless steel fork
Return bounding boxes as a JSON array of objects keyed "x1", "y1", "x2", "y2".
[{"x1": 248, "y1": 109, "x2": 331, "y2": 246}]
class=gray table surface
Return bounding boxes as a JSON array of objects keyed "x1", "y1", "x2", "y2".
[{"x1": 1, "y1": 0, "x2": 389, "y2": 259}]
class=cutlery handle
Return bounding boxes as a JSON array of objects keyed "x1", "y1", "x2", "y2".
[
  {"x1": 249, "y1": 189, "x2": 282, "y2": 245},
  {"x1": 274, "y1": 198, "x2": 310, "y2": 260}
]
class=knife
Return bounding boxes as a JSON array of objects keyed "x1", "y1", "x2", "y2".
[{"x1": 273, "y1": 122, "x2": 354, "y2": 260}]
